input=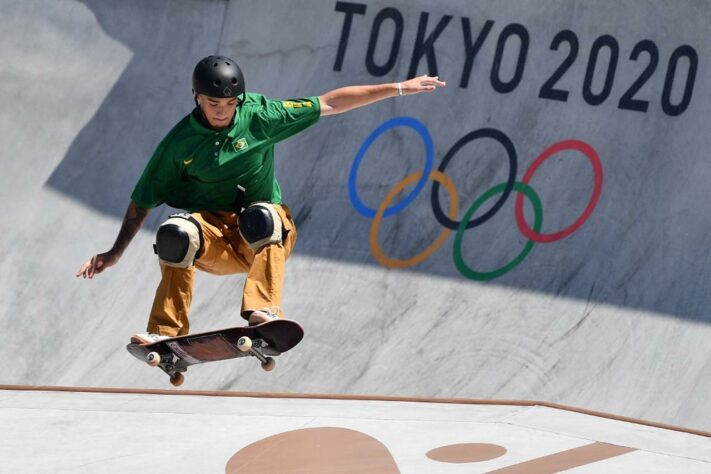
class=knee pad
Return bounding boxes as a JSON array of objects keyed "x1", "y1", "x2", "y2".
[
  {"x1": 153, "y1": 213, "x2": 204, "y2": 268},
  {"x1": 238, "y1": 202, "x2": 282, "y2": 252}
]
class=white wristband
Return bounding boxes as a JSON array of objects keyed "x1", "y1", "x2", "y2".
[{"x1": 397, "y1": 82, "x2": 403, "y2": 96}]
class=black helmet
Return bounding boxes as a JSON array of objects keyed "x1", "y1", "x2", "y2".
[{"x1": 192, "y1": 55, "x2": 245, "y2": 99}]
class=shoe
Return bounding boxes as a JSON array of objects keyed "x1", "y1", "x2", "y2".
[
  {"x1": 248, "y1": 310, "x2": 279, "y2": 326},
  {"x1": 131, "y1": 332, "x2": 170, "y2": 345}
]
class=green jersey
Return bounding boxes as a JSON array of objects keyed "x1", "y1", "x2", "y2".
[{"x1": 131, "y1": 93, "x2": 320, "y2": 212}]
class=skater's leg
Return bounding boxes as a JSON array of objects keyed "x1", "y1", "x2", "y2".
[
  {"x1": 239, "y1": 204, "x2": 298, "y2": 320},
  {"x1": 144, "y1": 211, "x2": 248, "y2": 337}
]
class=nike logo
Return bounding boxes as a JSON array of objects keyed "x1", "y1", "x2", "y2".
[{"x1": 183, "y1": 158, "x2": 194, "y2": 165}]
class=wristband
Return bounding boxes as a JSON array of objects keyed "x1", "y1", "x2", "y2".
[{"x1": 397, "y1": 82, "x2": 403, "y2": 96}]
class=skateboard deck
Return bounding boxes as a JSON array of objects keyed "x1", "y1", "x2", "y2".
[{"x1": 126, "y1": 319, "x2": 303, "y2": 386}]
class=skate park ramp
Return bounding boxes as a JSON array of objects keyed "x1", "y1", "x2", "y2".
[
  {"x1": 1, "y1": 0, "x2": 711, "y2": 464},
  {"x1": 1, "y1": 386, "x2": 709, "y2": 473}
]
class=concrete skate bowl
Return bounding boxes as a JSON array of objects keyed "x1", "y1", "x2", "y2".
[
  {"x1": 1, "y1": 0, "x2": 710, "y2": 432},
  {"x1": 39, "y1": 0, "x2": 711, "y2": 315}
]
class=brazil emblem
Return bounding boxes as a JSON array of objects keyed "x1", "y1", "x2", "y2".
[{"x1": 233, "y1": 138, "x2": 249, "y2": 151}]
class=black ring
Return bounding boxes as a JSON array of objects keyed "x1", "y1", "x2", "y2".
[{"x1": 431, "y1": 128, "x2": 518, "y2": 230}]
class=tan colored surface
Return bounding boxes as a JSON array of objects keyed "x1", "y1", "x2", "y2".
[
  {"x1": 487, "y1": 442, "x2": 636, "y2": 473},
  {"x1": 427, "y1": 443, "x2": 507, "y2": 463},
  {"x1": 225, "y1": 427, "x2": 399, "y2": 473}
]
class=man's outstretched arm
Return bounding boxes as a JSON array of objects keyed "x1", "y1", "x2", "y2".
[
  {"x1": 76, "y1": 201, "x2": 151, "y2": 279},
  {"x1": 318, "y1": 75, "x2": 446, "y2": 116}
]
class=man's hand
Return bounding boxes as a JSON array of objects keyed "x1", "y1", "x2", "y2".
[
  {"x1": 400, "y1": 75, "x2": 446, "y2": 95},
  {"x1": 76, "y1": 251, "x2": 119, "y2": 279},
  {"x1": 75, "y1": 201, "x2": 150, "y2": 280}
]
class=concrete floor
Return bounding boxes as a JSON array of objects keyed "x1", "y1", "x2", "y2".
[{"x1": 1, "y1": 387, "x2": 709, "y2": 473}]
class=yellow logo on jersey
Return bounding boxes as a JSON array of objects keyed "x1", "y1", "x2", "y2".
[
  {"x1": 183, "y1": 157, "x2": 194, "y2": 165},
  {"x1": 283, "y1": 100, "x2": 313, "y2": 108},
  {"x1": 233, "y1": 138, "x2": 249, "y2": 151}
]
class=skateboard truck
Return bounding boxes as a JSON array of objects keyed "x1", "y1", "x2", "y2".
[
  {"x1": 145, "y1": 352, "x2": 186, "y2": 386},
  {"x1": 237, "y1": 336, "x2": 276, "y2": 371}
]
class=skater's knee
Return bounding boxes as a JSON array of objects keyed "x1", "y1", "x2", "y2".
[
  {"x1": 238, "y1": 202, "x2": 283, "y2": 252},
  {"x1": 154, "y1": 213, "x2": 204, "y2": 268}
]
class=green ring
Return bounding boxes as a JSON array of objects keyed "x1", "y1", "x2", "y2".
[{"x1": 453, "y1": 182, "x2": 543, "y2": 281}]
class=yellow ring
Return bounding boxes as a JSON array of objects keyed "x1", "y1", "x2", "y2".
[{"x1": 370, "y1": 171, "x2": 459, "y2": 269}]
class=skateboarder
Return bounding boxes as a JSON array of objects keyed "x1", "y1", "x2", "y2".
[{"x1": 76, "y1": 55, "x2": 445, "y2": 344}]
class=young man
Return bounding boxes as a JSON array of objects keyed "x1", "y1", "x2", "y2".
[{"x1": 76, "y1": 55, "x2": 445, "y2": 343}]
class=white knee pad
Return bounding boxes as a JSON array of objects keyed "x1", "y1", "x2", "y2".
[
  {"x1": 154, "y1": 213, "x2": 203, "y2": 268},
  {"x1": 238, "y1": 202, "x2": 283, "y2": 252}
]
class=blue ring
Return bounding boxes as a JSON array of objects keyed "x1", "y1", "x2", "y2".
[{"x1": 348, "y1": 116, "x2": 434, "y2": 218}]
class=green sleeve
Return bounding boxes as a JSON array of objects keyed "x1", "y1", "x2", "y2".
[
  {"x1": 254, "y1": 96, "x2": 321, "y2": 143},
  {"x1": 130, "y1": 138, "x2": 180, "y2": 209}
]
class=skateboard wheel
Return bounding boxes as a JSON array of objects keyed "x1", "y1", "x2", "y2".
[
  {"x1": 237, "y1": 336, "x2": 252, "y2": 352},
  {"x1": 170, "y1": 373, "x2": 184, "y2": 387},
  {"x1": 146, "y1": 352, "x2": 161, "y2": 367},
  {"x1": 261, "y1": 357, "x2": 276, "y2": 372}
]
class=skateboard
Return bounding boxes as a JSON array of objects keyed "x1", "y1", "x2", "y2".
[{"x1": 126, "y1": 319, "x2": 304, "y2": 386}]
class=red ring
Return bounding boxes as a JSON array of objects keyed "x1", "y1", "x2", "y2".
[{"x1": 515, "y1": 140, "x2": 603, "y2": 243}]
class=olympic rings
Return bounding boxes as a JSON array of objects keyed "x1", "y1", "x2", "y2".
[
  {"x1": 348, "y1": 116, "x2": 434, "y2": 218},
  {"x1": 370, "y1": 171, "x2": 459, "y2": 269},
  {"x1": 453, "y1": 182, "x2": 542, "y2": 280},
  {"x1": 432, "y1": 128, "x2": 517, "y2": 230},
  {"x1": 515, "y1": 140, "x2": 603, "y2": 243},
  {"x1": 348, "y1": 118, "x2": 604, "y2": 280}
]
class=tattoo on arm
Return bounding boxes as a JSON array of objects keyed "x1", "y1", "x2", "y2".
[{"x1": 111, "y1": 201, "x2": 150, "y2": 257}]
